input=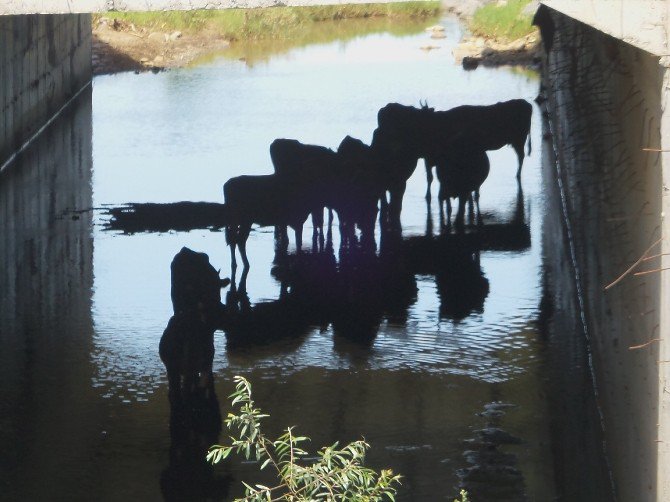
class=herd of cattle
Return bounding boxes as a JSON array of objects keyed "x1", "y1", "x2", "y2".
[{"x1": 222, "y1": 98, "x2": 533, "y2": 271}]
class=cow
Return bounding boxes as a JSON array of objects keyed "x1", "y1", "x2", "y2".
[
  {"x1": 435, "y1": 147, "x2": 490, "y2": 228},
  {"x1": 333, "y1": 136, "x2": 383, "y2": 250},
  {"x1": 270, "y1": 139, "x2": 339, "y2": 251},
  {"x1": 371, "y1": 102, "x2": 445, "y2": 228},
  {"x1": 421, "y1": 99, "x2": 532, "y2": 197},
  {"x1": 159, "y1": 247, "x2": 231, "y2": 407},
  {"x1": 373, "y1": 100, "x2": 532, "y2": 211},
  {"x1": 223, "y1": 174, "x2": 313, "y2": 271}
]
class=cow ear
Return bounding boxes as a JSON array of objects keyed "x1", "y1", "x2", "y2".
[{"x1": 220, "y1": 278, "x2": 231, "y2": 288}]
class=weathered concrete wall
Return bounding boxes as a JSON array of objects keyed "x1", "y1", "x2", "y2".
[
  {"x1": 0, "y1": 87, "x2": 94, "y2": 499},
  {"x1": 0, "y1": 14, "x2": 91, "y2": 169},
  {"x1": 542, "y1": 8, "x2": 668, "y2": 501}
]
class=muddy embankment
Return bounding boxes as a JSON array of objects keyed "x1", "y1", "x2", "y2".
[
  {"x1": 442, "y1": 0, "x2": 541, "y2": 70},
  {"x1": 92, "y1": 1, "x2": 541, "y2": 76}
]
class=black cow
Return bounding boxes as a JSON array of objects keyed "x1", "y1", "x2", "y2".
[
  {"x1": 422, "y1": 99, "x2": 532, "y2": 196},
  {"x1": 334, "y1": 136, "x2": 382, "y2": 250},
  {"x1": 435, "y1": 148, "x2": 490, "y2": 228},
  {"x1": 373, "y1": 100, "x2": 532, "y2": 210},
  {"x1": 159, "y1": 247, "x2": 231, "y2": 406},
  {"x1": 371, "y1": 103, "x2": 435, "y2": 228},
  {"x1": 270, "y1": 139, "x2": 339, "y2": 251},
  {"x1": 223, "y1": 174, "x2": 313, "y2": 271}
]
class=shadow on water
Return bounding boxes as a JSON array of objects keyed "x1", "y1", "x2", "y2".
[
  {"x1": 102, "y1": 202, "x2": 227, "y2": 233},
  {"x1": 136, "y1": 184, "x2": 528, "y2": 368}
]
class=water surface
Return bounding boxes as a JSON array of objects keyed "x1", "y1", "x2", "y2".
[{"x1": 1, "y1": 14, "x2": 612, "y2": 501}]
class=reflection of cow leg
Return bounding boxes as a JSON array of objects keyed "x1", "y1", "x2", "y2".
[{"x1": 425, "y1": 159, "x2": 433, "y2": 201}]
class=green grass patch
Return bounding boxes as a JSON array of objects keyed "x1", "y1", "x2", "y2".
[
  {"x1": 469, "y1": 0, "x2": 536, "y2": 41},
  {"x1": 96, "y1": 2, "x2": 441, "y2": 40}
]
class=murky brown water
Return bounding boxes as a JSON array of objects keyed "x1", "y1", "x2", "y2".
[{"x1": 0, "y1": 14, "x2": 613, "y2": 501}]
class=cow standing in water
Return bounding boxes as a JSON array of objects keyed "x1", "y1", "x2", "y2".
[
  {"x1": 372, "y1": 100, "x2": 532, "y2": 220},
  {"x1": 270, "y1": 139, "x2": 339, "y2": 252},
  {"x1": 435, "y1": 147, "x2": 490, "y2": 228},
  {"x1": 223, "y1": 174, "x2": 313, "y2": 272},
  {"x1": 422, "y1": 99, "x2": 532, "y2": 198},
  {"x1": 159, "y1": 247, "x2": 230, "y2": 406}
]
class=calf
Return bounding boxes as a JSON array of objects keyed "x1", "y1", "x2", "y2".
[
  {"x1": 270, "y1": 139, "x2": 338, "y2": 250},
  {"x1": 334, "y1": 136, "x2": 382, "y2": 250},
  {"x1": 223, "y1": 174, "x2": 313, "y2": 270},
  {"x1": 435, "y1": 148, "x2": 490, "y2": 228}
]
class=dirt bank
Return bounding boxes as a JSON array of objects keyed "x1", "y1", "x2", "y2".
[
  {"x1": 92, "y1": 3, "x2": 541, "y2": 76},
  {"x1": 93, "y1": 17, "x2": 231, "y2": 75}
]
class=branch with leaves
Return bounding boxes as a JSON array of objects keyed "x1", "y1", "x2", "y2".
[{"x1": 207, "y1": 375, "x2": 402, "y2": 501}]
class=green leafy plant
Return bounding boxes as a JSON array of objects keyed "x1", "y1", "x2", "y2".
[
  {"x1": 454, "y1": 489, "x2": 469, "y2": 502},
  {"x1": 207, "y1": 375, "x2": 402, "y2": 501}
]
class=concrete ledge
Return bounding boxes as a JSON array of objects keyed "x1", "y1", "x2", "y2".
[
  {"x1": 1, "y1": 0, "x2": 435, "y2": 15},
  {"x1": 542, "y1": 0, "x2": 669, "y2": 57}
]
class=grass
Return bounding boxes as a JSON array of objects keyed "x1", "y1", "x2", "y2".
[
  {"x1": 469, "y1": 0, "x2": 536, "y2": 41},
  {"x1": 96, "y1": 2, "x2": 441, "y2": 40}
]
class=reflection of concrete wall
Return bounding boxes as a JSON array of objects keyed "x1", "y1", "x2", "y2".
[
  {"x1": 543, "y1": 9, "x2": 668, "y2": 501},
  {"x1": 0, "y1": 14, "x2": 91, "y2": 168},
  {"x1": 0, "y1": 87, "x2": 96, "y2": 499}
]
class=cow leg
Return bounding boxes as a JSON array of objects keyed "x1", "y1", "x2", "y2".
[
  {"x1": 446, "y1": 197, "x2": 452, "y2": 228},
  {"x1": 456, "y1": 196, "x2": 466, "y2": 230},
  {"x1": 326, "y1": 208, "x2": 334, "y2": 250},
  {"x1": 425, "y1": 159, "x2": 433, "y2": 201},
  {"x1": 238, "y1": 224, "x2": 251, "y2": 270},
  {"x1": 379, "y1": 192, "x2": 389, "y2": 229},
  {"x1": 339, "y1": 218, "x2": 348, "y2": 251},
  {"x1": 227, "y1": 226, "x2": 238, "y2": 274},
  {"x1": 294, "y1": 223, "x2": 303, "y2": 254},
  {"x1": 437, "y1": 183, "x2": 446, "y2": 227},
  {"x1": 513, "y1": 142, "x2": 525, "y2": 179},
  {"x1": 312, "y1": 208, "x2": 324, "y2": 253},
  {"x1": 389, "y1": 183, "x2": 406, "y2": 230},
  {"x1": 467, "y1": 193, "x2": 475, "y2": 225},
  {"x1": 474, "y1": 190, "x2": 482, "y2": 225}
]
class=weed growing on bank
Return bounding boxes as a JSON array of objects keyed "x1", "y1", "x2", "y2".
[
  {"x1": 469, "y1": 0, "x2": 535, "y2": 41},
  {"x1": 95, "y1": 2, "x2": 440, "y2": 41}
]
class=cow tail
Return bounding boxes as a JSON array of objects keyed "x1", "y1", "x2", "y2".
[
  {"x1": 225, "y1": 226, "x2": 233, "y2": 247},
  {"x1": 527, "y1": 132, "x2": 532, "y2": 156}
]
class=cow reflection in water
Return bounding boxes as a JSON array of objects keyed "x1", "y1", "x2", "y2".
[
  {"x1": 159, "y1": 247, "x2": 231, "y2": 501},
  {"x1": 223, "y1": 241, "x2": 417, "y2": 351},
  {"x1": 435, "y1": 238, "x2": 489, "y2": 321}
]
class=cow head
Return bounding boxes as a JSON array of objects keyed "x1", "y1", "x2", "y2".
[{"x1": 170, "y1": 247, "x2": 231, "y2": 329}]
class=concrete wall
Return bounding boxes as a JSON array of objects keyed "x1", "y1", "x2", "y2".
[
  {"x1": 0, "y1": 13, "x2": 91, "y2": 169},
  {"x1": 542, "y1": 8, "x2": 668, "y2": 501},
  {"x1": 0, "y1": 87, "x2": 95, "y2": 499}
]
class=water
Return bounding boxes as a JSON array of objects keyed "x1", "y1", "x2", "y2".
[{"x1": 0, "y1": 14, "x2": 612, "y2": 501}]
